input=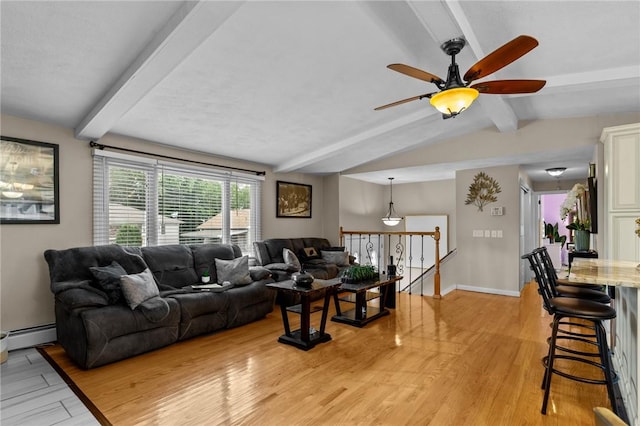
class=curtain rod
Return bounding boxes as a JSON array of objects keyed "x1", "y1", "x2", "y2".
[{"x1": 89, "y1": 141, "x2": 266, "y2": 176}]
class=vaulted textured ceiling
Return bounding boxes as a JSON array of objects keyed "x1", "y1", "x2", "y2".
[{"x1": 2, "y1": 1, "x2": 639, "y2": 184}]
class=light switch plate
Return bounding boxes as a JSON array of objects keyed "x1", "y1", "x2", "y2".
[{"x1": 484, "y1": 230, "x2": 491, "y2": 238}]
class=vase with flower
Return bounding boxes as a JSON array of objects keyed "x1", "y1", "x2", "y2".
[{"x1": 560, "y1": 183, "x2": 592, "y2": 252}]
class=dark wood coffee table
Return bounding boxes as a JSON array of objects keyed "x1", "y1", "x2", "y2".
[
  {"x1": 267, "y1": 278, "x2": 342, "y2": 350},
  {"x1": 331, "y1": 275, "x2": 402, "y2": 327}
]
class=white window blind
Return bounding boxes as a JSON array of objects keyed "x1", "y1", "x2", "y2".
[{"x1": 93, "y1": 150, "x2": 262, "y2": 255}]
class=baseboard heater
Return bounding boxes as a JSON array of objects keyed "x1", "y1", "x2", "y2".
[{"x1": 7, "y1": 324, "x2": 57, "y2": 351}]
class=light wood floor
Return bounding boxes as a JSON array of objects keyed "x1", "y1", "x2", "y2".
[{"x1": 40, "y1": 283, "x2": 614, "y2": 425}]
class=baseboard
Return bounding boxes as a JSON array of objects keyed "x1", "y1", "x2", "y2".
[
  {"x1": 7, "y1": 324, "x2": 57, "y2": 350},
  {"x1": 454, "y1": 284, "x2": 520, "y2": 298}
]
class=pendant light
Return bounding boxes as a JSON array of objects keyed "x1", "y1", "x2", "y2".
[{"x1": 382, "y1": 177, "x2": 403, "y2": 226}]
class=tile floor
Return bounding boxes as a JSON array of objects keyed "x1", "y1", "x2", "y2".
[{"x1": 0, "y1": 347, "x2": 98, "y2": 426}]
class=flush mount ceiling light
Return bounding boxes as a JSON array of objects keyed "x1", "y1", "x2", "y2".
[
  {"x1": 382, "y1": 177, "x2": 403, "y2": 227},
  {"x1": 545, "y1": 167, "x2": 567, "y2": 177}
]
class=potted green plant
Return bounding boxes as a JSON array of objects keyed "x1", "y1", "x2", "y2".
[
  {"x1": 544, "y1": 221, "x2": 567, "y2": 248},
  {"x1": 201, "y1": 269, "x2": 210, "y2": 284},
  {"x1": 340, "y1": 265, "x2": 378, "y2": 283}
]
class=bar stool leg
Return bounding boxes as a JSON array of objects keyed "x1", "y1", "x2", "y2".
[
  {"x1": 541, "y1": 315, "x2": 561, "y2": 414},
  {"x1": 596, "y1": 321, "x2": 618, "y2": 416}
]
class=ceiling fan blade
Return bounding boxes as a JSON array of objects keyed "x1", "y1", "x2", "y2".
[
  {"x1": 463, "y1": 35, "x2": 539, "y2": 83},
  {"x1": 387, "y1": 64, "x2": 444, "y2": 86},
  {"x1": 471, "y1": 79, "x2": 546, "y2": 94},
  {"x1": 374, "y1": 93, "x2": 434, "y2": 111}
]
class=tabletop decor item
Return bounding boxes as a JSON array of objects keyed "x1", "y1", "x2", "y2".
[
  {"x1": 340, "y1": 265, "x2": 378, "y2": 284},
  {"x1": 292, "y1": 270, "x2": 314, "y2": 287}
]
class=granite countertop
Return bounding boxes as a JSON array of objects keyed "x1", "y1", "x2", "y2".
[{"x1": 569, "y1": 259, "x2": 640, "y2": 288}]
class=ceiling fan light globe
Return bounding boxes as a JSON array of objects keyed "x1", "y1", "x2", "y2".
[{"x1": 430, "y1": 87, "x2": 479, "y2": 115}]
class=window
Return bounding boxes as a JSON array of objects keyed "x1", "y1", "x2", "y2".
[{"x1": 93, "y1": 150, "x2": 262, "y2": 255}]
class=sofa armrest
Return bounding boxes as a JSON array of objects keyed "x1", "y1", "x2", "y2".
[
  {"x1": 56, "y1": 287, "x2": 109, "y2": 310},
  {"x1": 263, "y1": 263, "x2": 298, "y2": 273},
  {"x1": 249, "y1": 266, "x2": 272, "y2": 281}
]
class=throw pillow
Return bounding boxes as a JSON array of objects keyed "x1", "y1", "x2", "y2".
[
  {"x1": 90, "y1": 261, "x2": 128, "y2": 304},
  {"x1": 299, "y1": 246, "x2": 320, "y2": 261},
  {"x1": 120, "y1": 268, "x2": 160, "y2": 310},
  {"x1": 283, "y1": 248, "x2": 301, "y2": 272},
  {"x1": 321, "y1": 250, "x2": 350, "y2": 267},
  {"x1": 215, "y1": 256, "x2": 252, "y2": 286}
]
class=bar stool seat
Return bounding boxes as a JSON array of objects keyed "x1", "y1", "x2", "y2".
[{"x1": 554, "y1": 285, "x2": 611, "y2": 304}]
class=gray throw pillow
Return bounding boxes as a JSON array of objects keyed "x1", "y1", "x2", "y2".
[
  {"x1": 215, "y1": 256, "x2": 252, "y2": 286},
  {"x1": 321, "y1": 250, "x2": 350, "y2": 267},
  {"x1": 283, "y1": 248, "x2": 301, "y2": 272},
  {"x1": 120, "y1": 268, "x2": 159, "y2": 310},
  {"x1": 89, "y1": 261, "x2": 127, "y2": 304}
]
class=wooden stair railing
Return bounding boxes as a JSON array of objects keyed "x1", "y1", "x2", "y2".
[{"x1": 339, "y1": 226, "x2": 442, "y2": 298}]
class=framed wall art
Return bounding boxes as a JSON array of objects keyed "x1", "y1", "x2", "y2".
[
  {"x1": 0, "y1": 136, "x2": 60, "y2": 224},
  {"x1": 276, "y1": 181, "x2": 311, "y2": 218}
]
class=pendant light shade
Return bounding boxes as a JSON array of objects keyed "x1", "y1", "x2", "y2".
[
  {"x1": 382, "y1": 177, "x2": 403, "y2": 226},
  {"x1": 430, "y1": 87, "x2": 479, "y2": 116}
]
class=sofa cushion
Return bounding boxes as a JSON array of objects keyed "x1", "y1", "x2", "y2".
[
  {"x1": 262, "y1": 239, "x2": 295, "y2": 264},
  {"x1": 120, "y1": 268, "x2": 159, "y2": 310},
  {"x1": 190, "y1": 244, "x2": 238, "y2": 283},
  {"x1": 215, "y1": 256, "x2": 252, "y2": 286},
  {"x1": 89, "y1": 261, "x2": 127, "y2": 304},
  {"x1": 249, "y1": 266, "x2": 271, "y2": 281},
  {"x1": 44, "y1": 245, "x2": 147, "y2": 292},
  {"x1": 141, "y1": 245, "x2": 199, "y2": 288}
]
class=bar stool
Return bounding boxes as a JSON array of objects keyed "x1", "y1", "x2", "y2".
[
  {"x1": 522, "y1": 250, "x2": 618, "y2": 416},
  {"x1": 534, "y1": 247, "x2": 610, "y2": 304}
]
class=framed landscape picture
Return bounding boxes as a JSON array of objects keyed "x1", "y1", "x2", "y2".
[
  {"x1": 276, "y1": 181, "x2": 311, "y2": 218},
  {"x1": 0, "y1": 136, "x2": 60, "y2": 224}
]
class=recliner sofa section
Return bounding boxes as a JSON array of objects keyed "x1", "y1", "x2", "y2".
[{"x1": 44, "y1": 243, "x2": 275, "y2": 369}]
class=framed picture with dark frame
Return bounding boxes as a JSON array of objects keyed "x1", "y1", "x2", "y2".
[
  {"x1": 0, "y1": 136, "x2": 60, "y2": 224},
  {"x1": 276, "y1": 180, "x2": 311, "y2": 218}
]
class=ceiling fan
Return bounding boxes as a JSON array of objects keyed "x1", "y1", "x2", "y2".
[{"x1": 374, "y1": 35, "x2": 546, "y2": 119}]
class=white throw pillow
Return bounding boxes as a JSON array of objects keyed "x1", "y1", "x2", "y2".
[
  {"x1": 283, "y1": 248, "x2": 301, "y2": 272},
  {"x1": 120, "y1": 268, "x2": 160, "y2": 310},
  {"x1": 215, "y1": 256, "x2": 252, "y2": 286}
]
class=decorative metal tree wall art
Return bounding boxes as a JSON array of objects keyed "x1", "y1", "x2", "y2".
[{"x1": 465, "y1": 172, "x2": 502, "y2": 212}]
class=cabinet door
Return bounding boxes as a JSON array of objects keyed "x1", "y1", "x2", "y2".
[
  {"x1": 603, "y1": 124, "x2": 640, "y2": 211},
  {"x1": 609, "y1": 214, "x2": 640, "y2": 262}
]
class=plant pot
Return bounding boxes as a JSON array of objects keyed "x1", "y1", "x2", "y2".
[
  {"x1": 574, "y1": 230, "x2": 590, "y2": 252},
  {"x1": 201, "y1": 276, "x2": 210, "y2": 284}
]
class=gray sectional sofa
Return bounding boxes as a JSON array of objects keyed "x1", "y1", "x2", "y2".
[
  {"x1": 44, "y1": 243, "x2": 275, "y2": 369},
  {"x1": 253, "y1": 237, "x2": 351, "y2": 281},
  {"x1": 253, "y1": 237, "x2": 352, "y2": 305}
]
